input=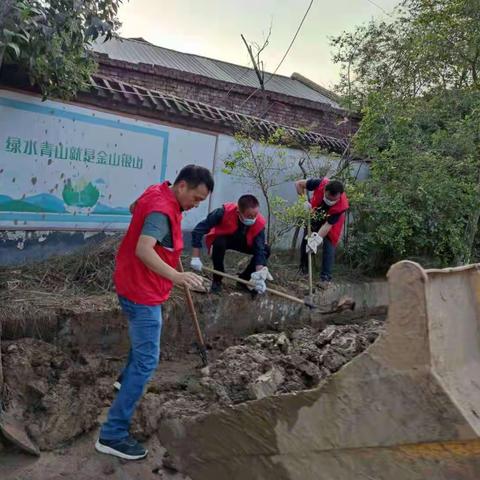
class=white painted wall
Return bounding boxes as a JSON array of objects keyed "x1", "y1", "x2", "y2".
[
  {"x1": 0, "y1": 89, "x2": 216, "y2": 231},
  {"x1": 0, "y1": 90, "x2": 368, "y2": 249}
]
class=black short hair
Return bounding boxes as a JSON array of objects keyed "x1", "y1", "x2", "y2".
[
  {"x1": 238, "y1": 194, "x2": 260, "y2": 211},
  {"x1": 325, "y1": 180, "x2": 344, "y2": 195},
  {"x1": 174, "y1": 164, "x2": 214, "y2": 192}
]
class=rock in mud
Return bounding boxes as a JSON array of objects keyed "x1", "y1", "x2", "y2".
[
  {"x1": 249, "y1": 366, "x2": 285, "y2": 400},
  {"x1": 0, "y1": 413, "x2": 40, "y2": 456}
]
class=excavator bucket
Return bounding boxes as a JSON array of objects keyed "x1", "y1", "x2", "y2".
[{"x1": 159, "y1": 260, "x2": 480, "y2": 480}]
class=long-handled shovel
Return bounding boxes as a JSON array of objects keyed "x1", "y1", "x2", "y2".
[
  {"x1": 306, "y1": 205, "x2": 315, "y2": 306},
  {"x1": 178, "y1": 260, "x2": 208, "y2": 366},
  {"x1": 201, "y1": 266, "x2": 317, "y2": 309}
]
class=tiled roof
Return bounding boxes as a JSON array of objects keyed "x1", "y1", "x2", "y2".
[{"x1": 89, "y1": 74, "x2": 348, "y2": 152}]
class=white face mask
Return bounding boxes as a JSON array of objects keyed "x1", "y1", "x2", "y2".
[
  {"x1": 323, "y1": 194, "x2": 338, "y2": 207},
  {"x1": 240, "y1": 216, "x2": 257, "y2": 226}
]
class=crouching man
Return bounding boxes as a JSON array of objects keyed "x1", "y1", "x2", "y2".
[{"x1": 190, "y1": 194, "x2": 271, "y2": 294}]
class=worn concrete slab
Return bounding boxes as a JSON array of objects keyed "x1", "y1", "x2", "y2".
[{"x1": 158, "y1": 261, "x2": 480, "y2": 480}]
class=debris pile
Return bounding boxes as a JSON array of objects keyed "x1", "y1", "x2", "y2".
[
  {"x1": 131, "y1": 320, "x2": 384, "y2": 438},
  {"x1": 199, "y1": 320, "x2": 383, "y2": 405}
]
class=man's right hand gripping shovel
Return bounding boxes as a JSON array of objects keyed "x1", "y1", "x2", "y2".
[{"x1": 173, "y1": 269, "x2": 204, "y2": 290}]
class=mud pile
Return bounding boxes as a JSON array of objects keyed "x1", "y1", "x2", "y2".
[
  {"x1": 1, "y1": 338, "x2": 120, "y2": 450},
  {"x1": 131, "y1": 319, "x2": 383, "y2": 439},
  {"x1": 1, "y1": 319, "x2": 383, "y2": 453},
  {"x1": 200, "y1": 320, "x2": 383, "y2": 405}
]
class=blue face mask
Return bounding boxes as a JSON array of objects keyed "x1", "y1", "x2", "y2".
[{"x1": 240, "y1": 216, "x2": 257, "y2": 226}]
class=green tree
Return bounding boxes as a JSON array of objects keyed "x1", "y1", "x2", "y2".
[
  {"x1": 347, "y1": 92, "x2": 480, "y2": 271},
  {"x1": 0, "y1": 0, "x2": 122, "y2": 99},
  {"x1": 332, "y1": 0, "x2": 480, "y2": 271},
  {"x1": 332, "y1": 0, "x2": 480, "y2": 110}
]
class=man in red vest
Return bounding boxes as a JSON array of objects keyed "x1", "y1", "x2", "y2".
[
  {"x1": 190, "y1": 194, "x2": 270, "y2": 294},
  {"x1": 95, "y1": 165, "x2": 214, "y2": 461},
  {"x1": 295, "y1": 177, "x2": 349, "y2": 286}
]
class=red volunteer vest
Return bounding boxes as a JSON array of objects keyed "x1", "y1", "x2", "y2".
[
  {"x1": 205, "y1": 202, "x2": 267, "y2": 250},
  {"x1": 114, "y1": 182, "x2": 184, "y2": 305},
  {"x1": 311, "y1": 178, "x2": 349, "y2": 247}
]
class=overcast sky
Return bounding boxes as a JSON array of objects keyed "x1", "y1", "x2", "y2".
[{"x1": 118, "y1": 0, "x2": 399, "y2": 90}]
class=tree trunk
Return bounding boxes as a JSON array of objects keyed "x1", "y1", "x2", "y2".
[
  {"x1": 290, "y1": 228, "x2": 300, "y2": 252},
  {"x1": 265, "y1": 197, "x2": 272, "y2": 245}
]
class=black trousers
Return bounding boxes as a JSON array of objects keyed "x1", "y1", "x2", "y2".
[
  {"x1": 299, "y1": 220, "x2": 336, "y2": 281},
  {"x1": 211, "y1": 235, "x2": 270, "y2": 283}
]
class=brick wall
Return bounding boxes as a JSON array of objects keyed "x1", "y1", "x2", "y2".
[{"x1": 96, "y1": 57, "x2": 358, "y2": 140}]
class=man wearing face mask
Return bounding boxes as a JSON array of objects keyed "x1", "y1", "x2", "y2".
[
  {"x1": 190, "y1": 194, "x2": 270, "y2": 294},
  {"x1": 295, "y1": 177, "x2": 349, "y2": 286}
]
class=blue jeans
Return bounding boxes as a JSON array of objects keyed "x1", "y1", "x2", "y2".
[
  {"x1": 100, "y1": 296, "x2": 162, "y2": 440},
  {"x1": 320, "y1": 237, "x2": 336, "y2": 281}
]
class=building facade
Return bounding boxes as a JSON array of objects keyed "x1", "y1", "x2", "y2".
[{"x1": 0, "y1": 37, "x2": 360, "y2": 264}]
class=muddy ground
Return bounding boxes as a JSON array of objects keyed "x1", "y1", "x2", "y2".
[
  {"x1": 0, "y1": 242, "x2": 385, "y2": 479},
  {"x1": 0, "y1": 319, "x2": 383, "y2": 480}
]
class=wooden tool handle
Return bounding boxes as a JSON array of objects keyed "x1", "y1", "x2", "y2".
[
  {"x1": 307, "y1": 211, "x2": 314, "y2": 299},
  {"x1": 202, "y1": 266, "x2": 307, "y2": 306},
  {"x1": 178, "y1": 260, "x2": 206, "y2": 349}
]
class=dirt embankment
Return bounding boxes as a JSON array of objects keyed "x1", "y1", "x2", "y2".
[
  {"x1": 0, "y1": 240, "x2": 385, "y2": 479},
  {"x1": 1, "y1": 319, "x2": 383, "y2": 453}
]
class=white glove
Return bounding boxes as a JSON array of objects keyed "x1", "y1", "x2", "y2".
[
  {"x1": 190, "y1": 257, "x2": 203, "y2": 272},
  {"x1": 253, "y1": 278, "x2": 267, "y2": 294},
  {"x1": 306, "y1": 232, "x2": 323, "y2": 254},
  {"x1": 303, "y1": 200, "x2": 312, "y2": 211},
  {"x1": 249, "y1": 267, "x2": 273, "y2": 294}
]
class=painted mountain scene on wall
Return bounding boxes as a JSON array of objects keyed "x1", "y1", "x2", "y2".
[{"x1": 0, "y1": 178, "x2": 129, "y2": 215}]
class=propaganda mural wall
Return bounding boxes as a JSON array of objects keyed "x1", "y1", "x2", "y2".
[{"x1": 0, "y1": 89, "x2": 216, "y2": 231}]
